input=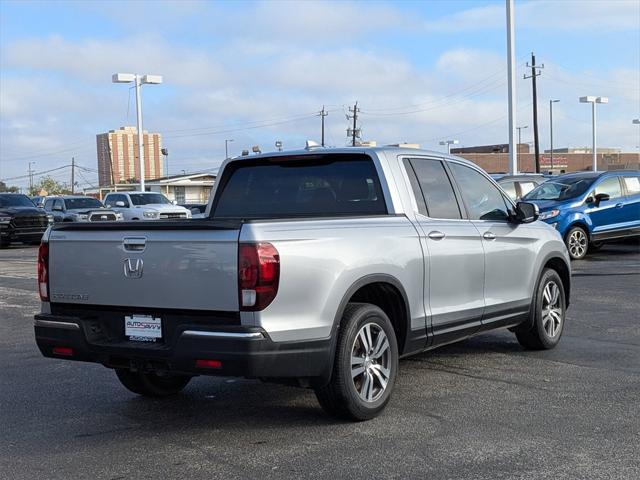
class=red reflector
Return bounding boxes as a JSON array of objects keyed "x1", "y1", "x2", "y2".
[
  {"x1": 196, "y1": 359, "x2": 222, "y2": 369},
  {"x1": 52, "y1": 346, "x2": 74, "y2": 357},
  {"x1": 238, "y1": 242, "x2": 280, "y2": 311},
  {"x1": 37, "y1": 242, "x2": 49, "y2": 301}
]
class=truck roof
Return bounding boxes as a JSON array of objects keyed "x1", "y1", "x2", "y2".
[{"x1": 229, "y1": 145, "x2": 481, "y2": 169}]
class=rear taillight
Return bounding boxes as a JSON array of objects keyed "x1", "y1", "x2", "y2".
[
  {"x1": 37, "y1": 242, "x2": 49, "y2": 301},
  {"x1": 238, "y1": 242, "x2": 279, "y2": 311}
]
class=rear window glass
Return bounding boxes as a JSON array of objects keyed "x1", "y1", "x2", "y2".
[
  {"x1": 212, "y1": 155, "x2": 387, "y2": 219},
  {"x1": 623, "y1": 176, "x2": 640, "y2": 195}
]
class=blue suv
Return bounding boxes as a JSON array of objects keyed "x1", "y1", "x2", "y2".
[{"x1": 523, "y1": 170, "x2": 640, "y2": 260}]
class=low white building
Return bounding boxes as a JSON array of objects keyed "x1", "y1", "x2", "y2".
[{"x1": 88, "y1": 172, "x2": 216, "y2": 204}]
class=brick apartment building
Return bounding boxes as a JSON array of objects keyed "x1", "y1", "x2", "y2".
[{"x1": 96, "y1": 127, "x2": 163, "y2": 186}]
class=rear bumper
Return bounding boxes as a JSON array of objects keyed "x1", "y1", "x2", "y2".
[{"x1": 34, "y1": 314, "x2": 332, "y2": 383}]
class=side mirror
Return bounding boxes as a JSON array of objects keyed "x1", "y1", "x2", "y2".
[
  {"x1": 36, "y1": 203, "x2": 44, "y2": 209},
  {"x1": 52, "y1": 205, "x2": 63, "y2": 212},
  {"x1": 594, "y1": 193, "x2": 610, "y2": 205},
  {"x1": 514, "y1": 202, "x2": 539, "y2": 223},
  {"x1": 115, "y1": 201, "x2": 126, "y2": 207},
  {"x1": 172, "y1": 200, "x2": 178, "y2": 205}
]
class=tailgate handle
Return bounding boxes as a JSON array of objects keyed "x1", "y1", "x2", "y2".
[{"x1": 123, "y1": 237, "x2": 147, "y2": 252}]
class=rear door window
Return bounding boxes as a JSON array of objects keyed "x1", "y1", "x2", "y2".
[
  {"x1": 212, "y1": 154, "x2": 386, "y2": 219},
  {"x1": 406, "y1": 159, "x2": 461, "y2": 219}
]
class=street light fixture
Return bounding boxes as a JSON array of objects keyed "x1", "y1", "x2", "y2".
[
  {"x1": 633, "y1": 119, "x2": 640, "y2": 125},
  {"x1": 112, "y1": 73, "x2": 163, "y2": 192},
  {"x1": 549, "y1": 100, "x2": 560, "y2": 170},
  {"x1": 579, "y1": 96, "x2": 608, "y2": 172},
  {"x1": 439, "y1": 139, "x2": 459, "y2": 154}
]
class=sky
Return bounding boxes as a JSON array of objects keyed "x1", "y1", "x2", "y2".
[{"x1": 1, "y1": 0, "x2": 639, "y2": 191}]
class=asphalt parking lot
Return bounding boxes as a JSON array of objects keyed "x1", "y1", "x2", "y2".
[{"x1": 1, "y1": 241, "x2": 639, "y2": 480}]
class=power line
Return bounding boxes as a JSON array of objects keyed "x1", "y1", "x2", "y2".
[{"x1": 1, "y1": 164, "x2": 72, "y2": 182}]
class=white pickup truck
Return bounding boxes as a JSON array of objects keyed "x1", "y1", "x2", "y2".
[{"x1": 34, "y1": 146, "x2": 570, "y2": 420}]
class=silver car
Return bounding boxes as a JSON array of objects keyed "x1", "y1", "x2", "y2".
[{"x1": 35, "y1": 146, "x2": 570, "y2": 420}]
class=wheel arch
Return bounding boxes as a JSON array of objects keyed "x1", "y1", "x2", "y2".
[{"x1": 319, "y1": 274, "x2": 412, "y2": 387}]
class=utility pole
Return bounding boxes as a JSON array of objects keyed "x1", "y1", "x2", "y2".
[
  {"x1": 318, "y1": 106, "x2": 328, "y2": 146},
  {"x1": 506, "y1": 0, "x2": 518, "y2": 175},
  {"x1": 347, "y1": 102, "x2": 360, "y2": 146},
  {"x1": 516, "y1": 125, "x2": 528, "y2": 148},
  {"x1": 524, "y1": 52, "x2": 544, "y2": 173},
  {"x1": 28, "y1": 162, "x2": 35, "y2": 194}
]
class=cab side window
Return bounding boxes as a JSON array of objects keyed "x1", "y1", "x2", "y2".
[
  {"x1": 44, "y1": 199, "x2": 54, "y2": 211},
  {"x1": 622, "y1": 176, "x2": 640, "y2": 196},
  {"x1": 449, "y1": 163, "x2": 511, "y2": 221},
  {"x1": 406, "y1": 158, "x2": 462, "y2": 219},
  {"x1": 53, "y1": 199, "x2": 64, "y2": 211},
  {"x1": 594, "y1": 177, "x2": 622, "y2": 200}
]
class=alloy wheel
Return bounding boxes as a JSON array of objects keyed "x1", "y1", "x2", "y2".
[
  {"x1": 541, "y1": 280, "x2": 563, "y2": 338},
  {"x1": 351, "y1": 323, "x2": 391, "y2": 403},
  {"x1": 568, "y1": 229, "x2": 587, "y2": 259}
]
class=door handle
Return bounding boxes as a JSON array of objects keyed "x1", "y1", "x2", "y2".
[
  {"x1": 483, "y1": 232, "x2": 496, "y2": 240},
  {"x1": 615, "y1": 203, "x2": 624, "y2": 209},
  {"x1": 428, "y1": 231, "x2": 445, "y2": 240}
]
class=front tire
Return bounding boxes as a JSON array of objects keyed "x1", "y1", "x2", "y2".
[
  {"x1": 315, "y1": 303, "x2": 398, "y2": 421},
  {"x1": 115, "y1": 369, "x2": 191, "y2": 397},
  {"x1": 516, "y1": 268, "x2": 566, "y2": 350},
  {"x1": 565, "y1": 226, "x2": 589, "y2": 260}
]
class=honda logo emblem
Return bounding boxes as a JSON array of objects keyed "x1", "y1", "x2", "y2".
[{"x1": 124, "y1": 258, "x2": 144, "y2": 279}]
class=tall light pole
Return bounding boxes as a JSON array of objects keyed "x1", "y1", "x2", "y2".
[
  {"x1": 439, "y1": 139, "x2": 459, "y2": 154},
  {"x1": 112, "y1": 73, "x2": 163, "y2": 192},
  {"x1": 506, "y1": 0, "x2": 518, "y2": 175},
  {"x1": 579, "y1": 96, "x2": 608, "y2": 172},
  {"x1": 549, "y1": 99, "x2": 560, "y2": 171},
  {"x1": 225, "y1": 139, "x2": 234, "y2": 160},
  {"x1": 516, "y1": 125, "x2": 528, "y2": 148}
]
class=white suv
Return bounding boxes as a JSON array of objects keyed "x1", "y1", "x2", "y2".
[{"x1": 103, "y1": 192, "x2": 191, "y2": 221}]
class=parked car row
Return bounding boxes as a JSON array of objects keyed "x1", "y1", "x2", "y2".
[
  {"x1": 0, "y1": 193, "x2": 51, "y2": 248},
  {"x1": 522, "y1": 170, "x2": 640, "y2": 260}
]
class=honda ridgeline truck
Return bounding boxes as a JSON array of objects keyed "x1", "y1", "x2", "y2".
[{"x1": 34, "y1": 147, "x2": 571, "y2": 420}]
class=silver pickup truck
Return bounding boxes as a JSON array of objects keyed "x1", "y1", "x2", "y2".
[{"x1": 34, "y1": 146, "x2": 571, "y2": 420}]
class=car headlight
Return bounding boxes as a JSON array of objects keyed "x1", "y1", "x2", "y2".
[
  {"x1": 115, "y1": 212, "x2": 123, "y2": 220},
  {"x1": 538, "y1": 209, "x2": 560, "y2": 221},
  {"x1": 0, "y1": 216, "x2": 11, "y2": 224},
  {"x1": 143, "y1": 210, "x2": 159, "y2": 219},
  {"x1": 47, "y1": 214, "x2": 54, "y2": 225}
]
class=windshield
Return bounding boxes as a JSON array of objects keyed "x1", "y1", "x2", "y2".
[
  {"x1": 129, "y1": 193, "x2": 171, "y2": 206},
  {"x1": 65, "y1": 198, "x2": 103, "y2": 210},
  {"x1": 213, "y1": 155, "x2": 386, "y2": 219},
  {"x1": 0, "y1": 194, "x2": 36, "y2": 208},
  {"x1": 524, "y1": 177, "x2": 594, "y2": 201}
]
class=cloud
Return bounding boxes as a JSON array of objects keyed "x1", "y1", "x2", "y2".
[{"x1": 423, "y1": 0, "x2": 640, "y2": 32}]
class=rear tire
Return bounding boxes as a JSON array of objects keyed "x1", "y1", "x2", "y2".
[
  {"x1": 565, "y1": 226, "x2": 589, "y2": 260},
  {"x1": 314, "y1": 303, "x2": 398, "y2": 421},
  {"x1": 115, "y1": 369, "x2": 191, "y2": 397},
  {"x1": 516, "y1": 268, "x2": 566, "y2": 350}
]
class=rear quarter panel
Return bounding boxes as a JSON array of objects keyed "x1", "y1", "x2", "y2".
[{"x1": 241, "y1": 216, "x2": 425, "y2": 342}]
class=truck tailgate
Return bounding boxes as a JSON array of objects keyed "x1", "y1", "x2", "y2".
[{"x1": 48, "y1": 223, "x2": 239, "y2": 312}]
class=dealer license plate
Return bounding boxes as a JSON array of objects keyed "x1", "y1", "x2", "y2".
[{"x1": 125, "y1": 315, "x2": 162, "y2": 342}]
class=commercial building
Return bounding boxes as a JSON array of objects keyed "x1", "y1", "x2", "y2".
[
  {"x1": 450, "y1": 144, "x2": 638, "y2": 173},
  {"x1": 96, "y1": 126, "x2": 163, "y2": 186},
  {"x1": 87, "y1": 172, "x2": 216, "y2": 204}
]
